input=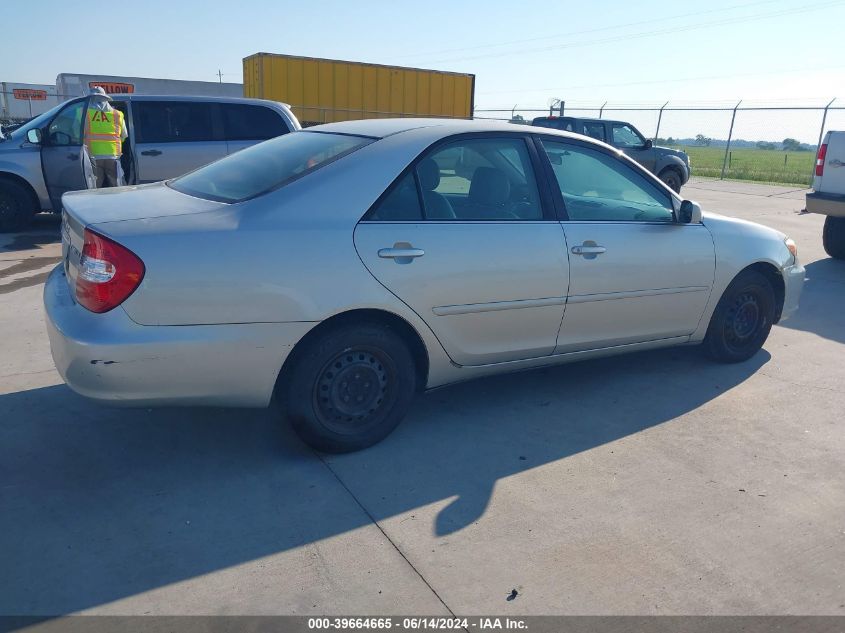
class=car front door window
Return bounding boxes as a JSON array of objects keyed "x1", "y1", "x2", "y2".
[
  {"x1": 611, "y1": 124, "x2": 645, "y2": 149},
  {"x1": 542, "y1": 140, "x2": 674, "y2": 223},
  {"x1": 47, "y1": 100, "x2": 86, "y2": 146}
]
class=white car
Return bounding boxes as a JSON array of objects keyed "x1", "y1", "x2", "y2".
[{"x1": 45, "y1": 118, "x2": 805, "y2": 452}]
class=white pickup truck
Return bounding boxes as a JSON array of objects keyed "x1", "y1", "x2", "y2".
[{"x1": 807, "y1": 130, "x2": 845, "y2": 258}]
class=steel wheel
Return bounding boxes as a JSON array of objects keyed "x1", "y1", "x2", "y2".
[{"x1": 313, "y1": 347, "x2": 394, "y2": 434}]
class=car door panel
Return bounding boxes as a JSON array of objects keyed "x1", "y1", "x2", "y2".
[
  {"x1": 40, "y1": 98, "x2": 90, "y2": 209},
  {"x1": 354, "y1": 134, "x2": 569, "y2": 367},
  {"x1": 557, "y1": 222, "x2": 714, "y2": 352},
  {"x1": 133, "y1": 101, "x2": 226, "y2": 183},
  {"x1": 354, "y1": 222, "x2": 570, "y2": 366},
  {"x1": 537, "y1": 136, "x2": 715, "y2": 353}
]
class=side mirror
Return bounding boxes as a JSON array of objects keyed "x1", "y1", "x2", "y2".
[
  {"x1": 644, "y1": 139, "x2": 653, "y2": 149},
  {"x1": 679, "y1": 199, "x2": 702, "y2": 224},
  {"x1": 26, "y1": 128, "x2": 42, "y2": 144}
]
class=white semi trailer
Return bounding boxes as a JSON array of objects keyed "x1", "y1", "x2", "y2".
[{"x1": 56, "y1": 73, "x2": 242, "y2": 99}]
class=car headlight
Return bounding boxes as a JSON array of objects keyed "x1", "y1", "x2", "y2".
[{"x1": 784, "y1": 237, "x2": 798, "y2": 262}]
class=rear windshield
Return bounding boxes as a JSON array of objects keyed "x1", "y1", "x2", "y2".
[{"x1": 169, "y1": 131, "x2": 373, "y2": 203}]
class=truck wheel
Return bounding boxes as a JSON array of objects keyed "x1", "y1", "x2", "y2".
[
  {"x1": 822, "y1": 216, "x2": 845, "y2": 260},
  {"x1": 704, "y1": 270, "x2": 775, "y2": 363},
  {"x1": 0, "y1": 179, "x2": 36, "y2": 233},
  {"x1": 658, "y1": 168, "x2": 682, "y2": 193},
  {"x1": 280, "y1": 322, "x2": 417, "y2": 453}
]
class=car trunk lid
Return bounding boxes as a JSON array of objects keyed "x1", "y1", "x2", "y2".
[{"x1": 60, "y1": 182, "x2": 227, "y2": 302}]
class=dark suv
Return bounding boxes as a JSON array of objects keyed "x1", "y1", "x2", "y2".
[{"x1": 531, "y1": 116, "x2": 690, "y2": 192}]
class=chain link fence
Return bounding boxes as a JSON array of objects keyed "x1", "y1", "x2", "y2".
[{"x1": 475, "y1": 102, "x2": 845, "y2": 186}]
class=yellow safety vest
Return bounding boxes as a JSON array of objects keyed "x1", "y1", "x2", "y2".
[{"x1": 84, "y1": 108, "x2": 123, "y2": 157}]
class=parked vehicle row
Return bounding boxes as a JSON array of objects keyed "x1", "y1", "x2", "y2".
[
  {"x1": 531, "y1": 116, "x2": 691, "y2": 192},
  {"x1": 0, "y1": 94, "x2": 299, "y2": 231},
  {"x1": 45, "y1": 118, "x2": 804, "y2": 452}
]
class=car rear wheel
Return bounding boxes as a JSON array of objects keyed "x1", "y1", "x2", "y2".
[
  {"x1": 658, "y1": 168, "x2": 682, "y2": 193},
  {"x1": 822, "y1": 216, "x2": 845, "y2": 259},
  {"x1": 0, "y1": 179, "x2": 36, "y2": 233},
  {"x1": 704, "y1": 270, "x2": 775, "y2": 363},
  {"x1": 280, "y1": 322, "x2": 417, "y2": 453}
]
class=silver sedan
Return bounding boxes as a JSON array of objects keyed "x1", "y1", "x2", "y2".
[{"x1": 44, "y1": 119, "x2": 805, "y2": 452}]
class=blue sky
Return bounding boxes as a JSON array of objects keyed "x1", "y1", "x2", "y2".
[{"x1": 2, "y1": 0, "x2": 844, "y2": 140}]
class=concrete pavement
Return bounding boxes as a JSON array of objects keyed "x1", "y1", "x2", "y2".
[{"x1": 1, "y1": 180, "x2": 843, "y2": 615}]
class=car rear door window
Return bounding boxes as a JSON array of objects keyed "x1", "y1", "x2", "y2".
[
  {"x1": 367, "y1": 173, "x2": 423, "y2": 220},
  {"x1": 581, "y1": 122, "x2": 605, "y2": 141},
  {"x1": 417, "y1": 138, "x2": 543, "y2": 220},
  {"x1": 542, "y1": 140, "x2": 674, "y2": 222},
  {"x1": 135, "y1": 101, "x2": 216, "y2": 143},
  {"x1": 222, "y1": 103, "x2": 289, "y2": 141}
]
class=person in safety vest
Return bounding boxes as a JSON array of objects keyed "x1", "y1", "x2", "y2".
[{"x1": 84, "y1": 87, "x2": 128, "y2": 188}]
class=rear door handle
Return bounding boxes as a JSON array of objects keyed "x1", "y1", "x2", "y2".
[
  {"x1": 378, "y1": 247, "x2": 425, "y2": 259},
  {"x1": 141, "y1": 149, "x2": 162, "y2": 156},
  {"x1": 66, "y1": 153, "x2": 79, "y2": 161}
]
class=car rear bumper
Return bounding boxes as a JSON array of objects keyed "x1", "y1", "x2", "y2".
[
  {"x1": 779, "y1": 262, "x2": 805, "y2": 322},
  {"x1": 806, "y1": 191, "x2": 845, "y2": 217},
  {"x1": 44, "y1": 265, "x2": 315, "y2": 408}
]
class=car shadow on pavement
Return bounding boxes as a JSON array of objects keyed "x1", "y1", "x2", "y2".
[
  {"x1": 0, "y1": 214, "x2": 61, "y2": 254},
  {"x1": 0, "y1": 346, "x2": 767, "y2": 614},
  {"x1": 779, "y1": 257, "x2": 845, "y2": 344}
]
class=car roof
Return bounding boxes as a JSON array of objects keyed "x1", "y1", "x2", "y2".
[{"x1": 306, "y1": 117, "x2": 592, "y2": 140}]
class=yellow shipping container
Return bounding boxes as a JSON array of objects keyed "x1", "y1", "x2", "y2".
[{"x1": 243, "y1": 53, "x2": 475, "y2": 127}]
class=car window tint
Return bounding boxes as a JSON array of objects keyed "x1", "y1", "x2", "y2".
[
  {"x1": 542, "y1": 140, "x2": 673, "y2": 222},
  {"x1": 611, "y1": 124, "x2": 643, "y2": 148},
  {"x1": 582, "y1": 122, "x2": 605, "y2": 141},
  {"x1": 135, "y1": 101, "x2": 216, "y2": 143},
  {"x1": 418, "y1": 138, "x2": 543, "y2": 220},
  {"x1": 170, "y1": 131, "x2": 372, "y2": 203},
  {"x1": 47, "y1": 99, "x2": 86, "y2": 146},
  {"x1": 367, "y1": 173, "x2": 422, "y2": 220},
  {"x1": 222, "y1": 104, "x2": 288, "y2": 141}
]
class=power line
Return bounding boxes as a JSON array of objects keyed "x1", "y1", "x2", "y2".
[
  {"x1": 393, "y1": 0, "x2": 785, "y2": 60},
  {"x1": 476, "y1": 63, "x2": 845, "y2": 97},
  {"x1": 424, "y1": 1, "x2": 844, "y2": 65}
]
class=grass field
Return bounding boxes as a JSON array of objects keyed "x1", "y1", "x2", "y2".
[{"x1": 670, "y1": 145, "x2": 815, "y2": 186}]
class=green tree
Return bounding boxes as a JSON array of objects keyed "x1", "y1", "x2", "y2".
[
  {"x1": 782, "y1": 138, "x2": 802, "y2": 151},
  {"x1": 757, "y1": 141, "x2": 777, "y2": 150},
  {"x1": 695, "y1": 134, "x2": 712, "y2": 147}
]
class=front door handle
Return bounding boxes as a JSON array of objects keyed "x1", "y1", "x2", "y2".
[
  {"x1": 141, "y1": 149, "x2": 162, "y2": 156},
  {"x1": 378, "y1": 242, "x2": 425, "y2": 264},
  {"x1": 571, "y1": 244, "x2": 607, "y2": 256}
]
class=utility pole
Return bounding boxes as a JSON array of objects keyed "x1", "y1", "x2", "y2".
[{"x1": 217, "y1": 69, "x2": 223, "y2": 84}]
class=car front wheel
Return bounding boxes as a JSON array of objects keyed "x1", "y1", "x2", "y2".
[
  {"x1": 0, "y1": 179, "x2": 36, "y2": 233},
  {"x1": 658, "y1": 168, "x2": 683, "y2": 193},
  {"x1": 280, "y1": 322, "x2": 417, "y2": 453},
  {"x1": 704, "y1": 270, "x2": 776, "y2": 363}
]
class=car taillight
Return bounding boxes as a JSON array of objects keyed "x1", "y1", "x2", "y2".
[
  {"x1": 76, "y1": 228, "x2": 145, "y2": 313},
  {"x1": 816, "y1": 143, "x2": 828, "y2": 177}
]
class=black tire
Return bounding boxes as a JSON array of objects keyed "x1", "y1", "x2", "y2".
[
  {"x1": 658, "y1": 168, "x2": 682, "y2": 193},
  {"x1": 280, "y1": 322, "x2": 417, "y2": 453},
  {"x1": 0, "y1": 178, "x2": 37, "y2": 233},
  {"x1": 822, "y1": 216, "x2": 845, "y2": 260},
  {"x1": 704, "y1": 270, "x2": 775, "y2": 363}
]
